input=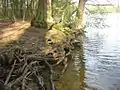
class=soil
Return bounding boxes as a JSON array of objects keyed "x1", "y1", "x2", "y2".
[
  {"x1": 0, "y1": 20, "x2": 73, "y2": 90},
  {"x1": 0, "y1": 21, "x2": 51, "y2": 90},
  {"x1": 0, "y1": 20, "x2": 48, "y2": 48}
]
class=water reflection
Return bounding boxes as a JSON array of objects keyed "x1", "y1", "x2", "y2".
[
  {"x1": 85, "y1": 14, "x2": 109, "y2": 29},
  {"x1": 56, "y1": 13, "x2": 120, "y2": 90},
  {"x1": 84, "y1": 13, "x2": 120, "y2": 90},
  {"x1": 56, "y1": 36, "x2": 85, "y2": 90}
]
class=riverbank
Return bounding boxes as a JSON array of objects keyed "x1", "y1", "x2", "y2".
[{"x1": 0, "y1": 21, "x2": 84, "y2": 90}]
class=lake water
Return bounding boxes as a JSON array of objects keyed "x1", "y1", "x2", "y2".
[{"x1": 56, "y1": 13, "x2": 120, "y2": 90}]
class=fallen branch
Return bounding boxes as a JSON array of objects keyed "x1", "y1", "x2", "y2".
[
  {"x1": 34, "y1": 72, "x2": 45, "y2": 90},
  {"x1": 4, "y1": 60, "x2": 16, "y2": 85},
  {"x1": 44, "y1": 59, "x2": 55, "y2": 90},
  {"x1": 7, "y1": 64, "x2": 29, "y2": 87}
]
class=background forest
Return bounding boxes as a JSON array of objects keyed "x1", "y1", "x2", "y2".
[{"x1": 0, "y1": 0, "x2": 86, "y2": 29}]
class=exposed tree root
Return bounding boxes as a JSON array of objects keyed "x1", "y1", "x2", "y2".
[
  {"x1": 0, "y1": 41, "x2": 73, "y2": 90},
  {"x1": 4, "y1": 60, "x2": 16, "y2": 85}
]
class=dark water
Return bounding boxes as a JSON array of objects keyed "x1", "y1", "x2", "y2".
[{"x1": 56, "y1": 13, "x2": 120, "y2": 90}]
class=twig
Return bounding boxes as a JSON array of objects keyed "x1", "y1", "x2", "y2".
[
  {"x1": 4, "y1": 60, "x2": 16, "y2": 85},
  {"x1": 7, "y1": 64, "x2": 29, "y2": 87},
  {"x1": 22, "y1": 71, "x2": 32, "y2": 90},
  {"x1": 34, "y1": 72, "x2": 45, "y2": 90},
  {"x1": 44, "y1": 60, "x2": 55, "y2": 90},
  {"x1": 20, "y1": 62, "x2": 27, "y2": 73}
]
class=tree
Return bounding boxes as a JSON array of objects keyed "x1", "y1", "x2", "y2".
[
  {"x1": 31, "y1": 0, "x2": 54, "y2": 28},
  {"x1": 76, "y1": 0, "x2": 87, "y2": 29}
]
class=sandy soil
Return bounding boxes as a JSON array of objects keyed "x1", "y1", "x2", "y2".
[{"x1": 0, "y1": 21, "x2": 48, "y2": 50}]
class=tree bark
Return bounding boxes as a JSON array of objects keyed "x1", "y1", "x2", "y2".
[
  {"x1": 10, "y1": 0, "x2": 16, "y2": 21},
  {"x1": 31, "y1": 0, "x2": 54, "y2": 28},
  {"x1": 76, "y1": 0, "x2": 86, "y2": 29},
  {"x1": 47, "y1": 0, "x2": 54, "y2": 24}
]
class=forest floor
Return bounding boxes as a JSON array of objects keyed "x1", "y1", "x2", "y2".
[
  {"x1": 0, "y1": 20, "x2": 69, "y2": 90},
  {"x1": 0, "y1": 21, "x2": 53, "y2": 90},
  {"x1": 0, "y1": 20, "x2": 47, "y2": 48}
]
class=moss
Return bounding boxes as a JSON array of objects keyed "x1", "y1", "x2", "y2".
[
  {"x1": 45, "y1": 23, "x2": 73, "y2": 45},
  {"x1": 52, "y1": 23, "x2": 72, "y2": 35},
  {"x1": 63, "y1": 27, "x2": 72, "y2": 35},
  {"x1": 44, "y1": 23, "x2": 74, "y2": 55},
  {"x1": 52, "y1": 23, "x2": 64, "y2": 31},
  {"x1": 45, "y1": 28, "x2": 66, "y2": 44}
]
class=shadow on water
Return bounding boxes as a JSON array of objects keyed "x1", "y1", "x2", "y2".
[{"x1": 56, "y1": 35, "x2": 86, "y2": 90}]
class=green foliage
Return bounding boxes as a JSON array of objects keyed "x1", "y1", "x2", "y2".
[
  {"x1": 52, "y1": 23, "x2": 72, "y2": 35},
  {"x1": 52, "y1": 23, "x2": 64, "y2": 31},
  {"x1": 62, "y1": 4, "x2": 76, "y2": 25},
  {"x1": 45, "y1": 23, "x2": 73, "y2": 45},
  {"x1": 52, "y1": 0, "x2": 77, "y2": 26},
  {"x1": 36, "y1": 19, "x2": 47, "y2": 28},
  {"x1": 35, "y1": 14, "x2": 47, "y2": 28},
  {"x1": 63, "y1": 27, "x2": 72, "y2": 35},
  {"x1": 0, "y1": 0, "x2": 39, "y2": 20},
  {"x1": 0, "y1": 0, "x2": 83, "y2": 29}
]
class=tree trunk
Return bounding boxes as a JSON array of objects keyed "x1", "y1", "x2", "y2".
[
  {"x1": 31, "y1": 0, "x2": 54, "y2": 28},
  {"x1": 10, "y1": 0, "x2": 16, "y2": 21},
  {"x1": 76, "y1": 0, "x2": 86, "y2": 29},
  {"x1": 47, "y1": 0, "x2": 54, "y2": 24}
]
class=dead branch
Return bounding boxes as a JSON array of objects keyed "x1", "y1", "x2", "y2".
[
  {"x1": 44, "y1": 59, "x2": 55, "y2": 90},
  {"x1": 4, "y1": 60, "x2": 16, "y2": 85},
  {"x1": 34, "y1": 72, "x2": 45, "y2": 90}
]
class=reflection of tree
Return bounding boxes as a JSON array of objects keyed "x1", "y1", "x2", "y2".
[
  {"x1": 79, "y1": 46, "x2": 85, "y2": 90},
  {"x1": 95, "y1": 34, "x2": 104, "y2": 55},
  {"x1": 84, "y1": 31, "x2": 105, "y2": 57},
  {"x1": 56, "y1": 35, "x2": 85, "y2": 90},
  {"x1": 76, "y1": 31, "x2": 105, "y2": 89},
  {"x1": 73, "y1": 35, "x2": 85, "y2": 90},
  {"x1": 86, "y1": 14, "x2": 109, "y2": 29}
]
